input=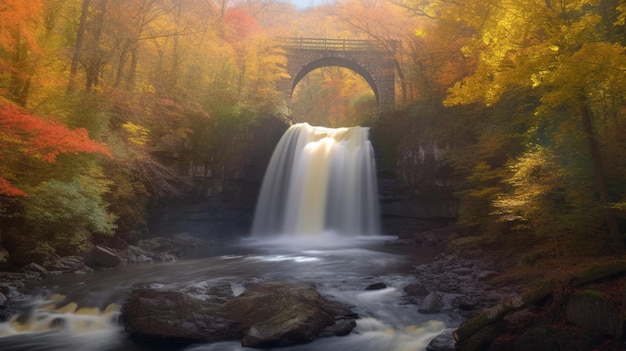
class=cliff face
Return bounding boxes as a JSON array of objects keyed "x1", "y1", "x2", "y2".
[
  {"x1": 149, "y1": 116, "x2": 289, "y2": 238},
  {"x1": 371, "y1": 111, "x2": 459, "y2": 236}
]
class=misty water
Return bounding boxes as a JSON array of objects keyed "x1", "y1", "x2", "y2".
[
  {"x1": 0, "y1": 237, "x2": 453, "y2": 351},
  {"x1": 0, "y1": 123, "x2": 455, "y2": 350}
]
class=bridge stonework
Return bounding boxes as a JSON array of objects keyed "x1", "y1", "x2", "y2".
[{"x1": 277, "y1": 38, "x2": 396, "y2": 113}]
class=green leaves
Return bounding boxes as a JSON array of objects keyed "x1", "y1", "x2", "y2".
[{"x1": 22, "y1": 174, "x2": 115, "y2": 236}]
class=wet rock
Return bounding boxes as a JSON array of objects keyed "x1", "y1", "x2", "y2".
[
  {"x1": 86, "y1": 245, "x2": 122, "y2": 268},
  {"x1": 426, "y1": 330, "x2": 456, "y2": 351},
  {"x1": 0, "y1": 248, "x2": 8, "y2": 263},
  {"x1": 404, "y1": 282, "x2": 429, "y2": 297},
  {"x1": 365, "y1": 282, "x2": 387, "y2": 290},
  {"x1": 117, "y1": 245, "x2": 153, "y2": 263},
  {"x1": 137, "y1": 237, "x2": 181, "y2": 256},
  {"x1": 565, "y1": 290, "x2": 620, "y2": 337},
  {"x1": 182, "y1": 281, "x2": 235, "y2": 303},
  {"x1": 121, "y1": 281, "x2": 356, "y2": 348},
  {"x1": 122, "y1": 288, "x2": 240, "y2": 343},
  {"x1": 22, "y1": 262, "x2": 48, "y2": 276},
  {"x1": 321, "y1": 318, "x2": 357, "y2": 337},
  {"x1": 43, "y1": 256, "x2": 88, "y2": 273},
  {"x1": 222, "y1": 281, "x2": 355, "y2": 348},
  {"x1": 419, "y1": 292, "x2": 443, "y2": 314},
  {"x1": 152, "y1": 252, "x2": 176, "y2": 262}
]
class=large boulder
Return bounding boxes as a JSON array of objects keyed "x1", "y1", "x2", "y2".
[
  {"x1": 121, "y1": 281, "x2": 356, "y2": 348},
  {"x1": 121, "y1": 288, "x2": 241, "y2": 343},
  {"x1": 221, "y1": 281, "x2": 355, "y2": 348}
]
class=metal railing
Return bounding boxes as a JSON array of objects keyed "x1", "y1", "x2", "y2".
[{"x1": 276, "y1": 37, "x2": 388, "y2": 52}]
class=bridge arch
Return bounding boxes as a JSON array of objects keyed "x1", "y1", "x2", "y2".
[
  {"x1": 278, "y1": 38, "x2": 396, "y2": 113},
  {"x1": 290, "y1": 57, "x2": 380, "y2": 107}
]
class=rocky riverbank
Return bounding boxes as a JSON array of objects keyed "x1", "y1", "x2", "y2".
[
  {"x1": 0, "y1": 232, "x2": 210, "y2": 321},
  {"x1": 396, "y1": 227, "x2": 626, "y2": 351}
]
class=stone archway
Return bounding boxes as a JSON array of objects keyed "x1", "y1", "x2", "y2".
[{"x1": 278, "y1": 38, "x2": 396, "y2": 112}]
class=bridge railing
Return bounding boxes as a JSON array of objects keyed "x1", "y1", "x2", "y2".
[{"x1": 276, "y1": 37, "x2": 389, "y2": 52}]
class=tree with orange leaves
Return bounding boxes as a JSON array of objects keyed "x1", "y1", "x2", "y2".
[{"x1": 0, "y1": 98, "x2": 110, "y2": 197}]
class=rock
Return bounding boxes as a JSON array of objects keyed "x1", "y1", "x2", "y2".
[
  {"x1": 121, "y1": 281, "x2": 356, "y2": 348},
  {"x1": 86, "y1": 245, "x2": 122, "y2": 268},
  {"x1": 117, "y1": 245, "x2": 153, "y2": 263},
  {"x1": 419, "y1": 292, "x2": 443, "y2": 314},
  {"x1": 137, "y1": 237, "x2": 181, "y2": 256},
  {"x1": 152, "y1": 252, "x2": 176, "y2": 262},
  {"x1": 182, "y1": 281, "x2": 235, "y2": 303},
  {"x1": 321, "y1": 318, "x2": 357, "y2": 337},
  {"x1": 455, "y1": 324, "x2": 500, "y2": 351},
  {"x1": 121, "y1": 288, "x2": 241, "y2": 343},
  {"x1": 404, "y1": 282, "x2": 429, "y2": 297},
  {"x1": 426, "y1": 330, "x2": 456, "y2": 351},
  {"x1": 221, "y1": 282, "x2": 355, "y2": 348},
  {"x1": 565, "y1": 290, "x2": 620, "y2": 337},
  {"x1": 43, "y1": 256, "x2": 87, "y2": 273},
  {"x1": 365, "y1": 282, "x2": 387, "y2": 290},
  {"x1": 22, "y1": 262, "x2": 48, "y2": 276}
]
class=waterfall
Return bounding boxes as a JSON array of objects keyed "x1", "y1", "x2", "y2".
[{"x1": 252, "y1": 123, "x2": 380, "y2": 237}]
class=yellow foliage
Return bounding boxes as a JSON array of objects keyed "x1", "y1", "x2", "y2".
[{"x1": 122, "y1": 122, "x2": 149, "y2": 146}]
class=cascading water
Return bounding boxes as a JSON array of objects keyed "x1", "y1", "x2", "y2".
[{"x1": 252, "y1": 123, "x2": 380, "y2": 237}]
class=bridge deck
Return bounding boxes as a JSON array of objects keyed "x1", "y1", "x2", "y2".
[{"x1": 277, "y1": 37, "x2": 387, "y2": 52}]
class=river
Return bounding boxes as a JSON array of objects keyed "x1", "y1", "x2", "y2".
[{"x1": 0, "y1": 235, "x2": 454, "y2": 351}]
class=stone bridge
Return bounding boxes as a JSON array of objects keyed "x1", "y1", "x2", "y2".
[{"x1": 277, "y1": 38, "x2": 396, "y2": 113}]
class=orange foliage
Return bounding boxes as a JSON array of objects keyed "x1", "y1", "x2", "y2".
[
  {"x1": 223, "y1": 7, "x2": 262, "y2": 42},
  {"x1": 0, "y1": 99, "x2": 111, "y2": 196},
  {"x1": 0, "y1": 0, "x2": 43, "y2": 68}
]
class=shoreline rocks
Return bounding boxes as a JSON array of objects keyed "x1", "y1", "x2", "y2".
[{"x1": 0, "y1": 232, "x2": 211, "y2": 322}]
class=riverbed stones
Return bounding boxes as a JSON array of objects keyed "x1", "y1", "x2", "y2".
[{"x1": 121, "y1": 281, "x2": 357, "y2": 348}]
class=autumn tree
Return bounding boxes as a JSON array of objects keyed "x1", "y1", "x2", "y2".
[
  {"x1": 0, "y1": 98, "x2": 114, "y2": 263},
  {"x1": 410, "y1": 0, "x2": 626, "y2": 255}
]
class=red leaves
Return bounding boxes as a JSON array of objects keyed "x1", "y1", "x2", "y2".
[
  {"x1": 0, "y1": 99, "x2": 111, "y2": 196},
  {"x1": 0, "y1": 178, "x2": 27, "y2": 197}
]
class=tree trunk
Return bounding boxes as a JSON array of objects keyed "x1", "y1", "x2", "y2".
[
  {"x1": 67, "y1": 0, "x2": 91, "y2": 94},
  {"x1": 85, "y1": 0, "x2": 108, "y2": 91},
  {"x1": 580, "y1": 101, "x2": 624, "y2": 254}
]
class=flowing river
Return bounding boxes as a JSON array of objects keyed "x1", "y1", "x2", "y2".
[
  {"x1": 0, "y1": 235, "x2": 453, "y2": 351},
  {"x1": 0, "y1": 123, "x2": 456, "y2": 350}
]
